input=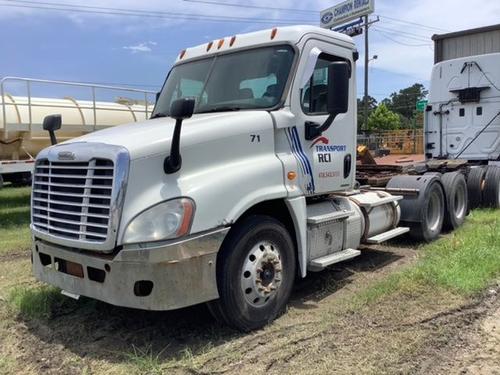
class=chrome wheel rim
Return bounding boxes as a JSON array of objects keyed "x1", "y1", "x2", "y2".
[
  {"x1": 427, "y1": 190, "x2": 442, "y2": 232},
  {"x1": 454, "y1": 184, "x2": 466, "y2": 219},
  {"x1": 241, "y1": 241, "x2": 283, "y2": 307}
]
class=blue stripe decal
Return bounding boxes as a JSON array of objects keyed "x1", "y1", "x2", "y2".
[
  {"x1": 286, "y1": 128, "x2": 306, "y2": 174},
  {"x1": 291, "y1": 126, "x2": 315, "y2": 193},
  {"x1": 288, "y1": 128, "x2": 308, "y2": 175}
]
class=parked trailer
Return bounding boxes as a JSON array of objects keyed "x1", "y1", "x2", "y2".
[
  {"x1": 0, "y1": 77, "x2": 154, "y2": 187},
  {"x1": 28, "y1": 26, "x2": 500, "y2": 332}
]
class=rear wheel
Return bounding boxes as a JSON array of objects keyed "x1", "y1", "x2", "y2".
[
  {"x1": 483, "y1": 166, "x2": 500, "y2": 208},
  {"x1": 409, "y1": 181, "x2": 445, "y2": 242},
  {"x1": 467, "y1": 167, "x2": 486, "y2": 210},
  {"x1": 208, "y1": 215, "x2": 296, "y2": 332},
  {"x1": 442, "y1": 172, "x2": 468, "y2": 230}
]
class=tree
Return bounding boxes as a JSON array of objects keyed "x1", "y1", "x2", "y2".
[
  {"x1": 367, "y1": 103, "x2": 401, "y2": 131},
  {"x1": 357, "y1": 95, "x2": 377, "y2": 131},
  {"x1": 383, "y1": 83, "x2": 428, "y2": 127}
]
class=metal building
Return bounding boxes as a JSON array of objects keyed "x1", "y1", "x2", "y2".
[{"x1": 433, "y1": 24, "x2": 500, "y2": 63}]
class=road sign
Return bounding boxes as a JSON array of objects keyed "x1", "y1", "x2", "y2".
[
  {"x1": 320, "y1": 0, "x2": 375, "y2": 29},
  {"x1": 333, "y1": 18, "x2": 364, "y2": 36},
  {"x1": 416, "y1": 100, "x2": 428, "y2": 112}
]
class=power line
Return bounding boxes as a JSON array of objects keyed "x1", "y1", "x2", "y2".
[
  {"x1": 374, "y1": 30, "x2": 432, "y2": 47},
  {"x1": 182, "y1": 0, "x2": 317, "y2": 14},
  {"x1": 377, "y1": 14, "x2": 449, "y2": 32},
  {"x1": 0, "y1": 0, "x2": 316, "y2": 24},
  {"x1": 1, "y1": 0, "x2": 314, "y2": 23},
  {"x1": 374, "y1": 25, "x2": 431, "y2": 41}
]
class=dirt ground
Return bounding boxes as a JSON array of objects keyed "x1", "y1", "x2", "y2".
[
  {"x1": 0, "y1": 240, "x2": 498, "y2": 375},
  {"x1": 428, "y1": 291, "x2": 500, "y2": 375}
]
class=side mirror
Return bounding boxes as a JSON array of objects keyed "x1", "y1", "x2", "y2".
[
  {"x1": 170, "y1": 97, "x2": 195, "y2": 120},
  {"x1": 164, "y1": 98, "x2": 195, "y2": 174},
  {"x1": 305, "y1": 61, "x2": 350, "y2": 141},
  {"x1": 326, "y1": 61, "x2": 349, "y2": 115},
  {"x1": 42, "y1": 114, "x2": 62, "y2": 145}
]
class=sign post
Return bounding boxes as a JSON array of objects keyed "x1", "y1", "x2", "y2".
[{"x1": 321, "y1": 0, "x2": 375, "y2": 131}]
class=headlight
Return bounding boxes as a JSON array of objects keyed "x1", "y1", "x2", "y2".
[{"x1": 122, "y1": 198, "x2": 195, "y2": 244}]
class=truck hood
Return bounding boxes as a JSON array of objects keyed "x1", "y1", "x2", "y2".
[{"x1": 62, "y1": 111, "x2": 271, "y2": 160}]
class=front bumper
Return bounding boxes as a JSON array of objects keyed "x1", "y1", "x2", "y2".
[{"x1": 32, "y1": 228, "x2": 229, "y2": 311}]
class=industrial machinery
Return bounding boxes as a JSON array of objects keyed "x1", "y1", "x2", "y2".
[{"x1": 0, "y1": 77, "x2": 154, "y2": 187}]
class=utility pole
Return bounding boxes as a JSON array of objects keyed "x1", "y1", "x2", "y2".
[{"x1": 363, "y1": 15, "x2": 369, "y2": 132}]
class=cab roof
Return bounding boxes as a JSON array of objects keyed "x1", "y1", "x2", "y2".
[{"x1": 175, "y1": 25, "x2": 355, "y2": 63}]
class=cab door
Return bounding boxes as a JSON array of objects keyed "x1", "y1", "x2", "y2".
[{"x1": 288, "y1": 39, "x2": 357, "y2": 196}]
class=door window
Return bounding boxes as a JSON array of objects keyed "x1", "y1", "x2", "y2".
[{"x1": 301, "y1": 53, "x2": 348, "y2": 115}]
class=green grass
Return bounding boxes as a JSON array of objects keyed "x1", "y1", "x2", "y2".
[
  {"x1": 7, "y1": 286, "x2": 72, "y2": 320},
  {"x1": 0, "y1": 187, "x2": 31, "y2": 255},
  {"x1": 358, "y1": 209, "x2": 500, "y2": 305},
  {"x1": 0, "y1": 357, "x2": 15, "y2": 375},
  {"x1": 122, "y1": 345, "x2": 166, "y2": 375}
]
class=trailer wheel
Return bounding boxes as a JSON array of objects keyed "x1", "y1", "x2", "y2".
[
  {"x1": 410, "y1": 181, "x2": 445, "y2": 242},
  {"x1": 10, "y1": 172, "x2": 32, "y2": 187},
  {"x1": 483, "y1": 166, "x2": 500, "y2": 208},
  {"x1": 208, "y1": 215, "x2": 296, "y2": 332},
  {"x1": 467, "y1": 167, "x2": 486, "y2": 210},
  {"x1": 441, "y1": 172, "x2": 468, "y2": 230}
]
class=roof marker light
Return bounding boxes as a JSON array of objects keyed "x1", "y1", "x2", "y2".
[
  {"x1": 270, "y1": 27, "x2": 278, "y2": 40},
  {"x1": 229, "y1": 35, "x2": 236, "y2": 46},
  {"x1": 207, "y1": 41, "x2": 213, "y2": 51},
  {"x1": 179, "y1": 49, "x2": 186, "y2": 59},
  {"x1": 217, "y1": 38, "x2": 224, "y2": 49}
]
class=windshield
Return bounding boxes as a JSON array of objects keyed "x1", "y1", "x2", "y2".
[{"x1": 153, "y1": 45, "x2": 295, "y2": 116}]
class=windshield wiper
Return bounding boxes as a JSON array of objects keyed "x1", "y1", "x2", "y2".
[
  {"x1": 196, "y1": 106, "x2": 242, "y2": 114},
  {"x1": 151, "y1": 112, "x2": 168, "y2": 119}
]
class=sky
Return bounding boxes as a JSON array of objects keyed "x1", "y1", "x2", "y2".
[{"x1": 1, "y1": 0, "x2": 499, "y2": 104}]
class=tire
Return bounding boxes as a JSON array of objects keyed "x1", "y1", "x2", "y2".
[
  {"x1": 207, "y1": 215, "x2": 296, "y2": 332},
  {"x1": 441, "y1": 172, "x2": 468, "y2": 230},
  {"x1": 409, "y1": 180, "x2": 445, "y2": 242},
  {"x1": 0, "y1": 174, "x2": 3, "y2": 189},
  {"x1": 467, "y1": 167, "x2": 486, "y2": 210},
  {"x1": 483, "y1": 166, "x2": 500, "y2": 208},
  {"x1": 10, "y1": 172, "x2": 32, "y2": 187}
]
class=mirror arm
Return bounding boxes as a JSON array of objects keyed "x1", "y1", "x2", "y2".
[
  {"x1": 164, "y1": 119, "x2": 183, "y2": 174},
  {"x1": 305, "y1": 113, "x2": 337, "y2": 140},
  {"x1": 48, "y1": 130, "x2": 58, "y2": 145}
]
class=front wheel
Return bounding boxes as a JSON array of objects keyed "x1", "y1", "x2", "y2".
[{"x1": 208, "y1": 215, "x2": 296, "y2": 332}]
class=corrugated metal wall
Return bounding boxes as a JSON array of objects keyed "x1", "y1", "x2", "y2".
[{"x1": 434, "y1": 26, "x2": 500, "y2": 63}]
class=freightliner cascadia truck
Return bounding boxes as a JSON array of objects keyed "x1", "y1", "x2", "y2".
[{"x1": 30, "y1": 26, "x2": 500, "y2": 331}]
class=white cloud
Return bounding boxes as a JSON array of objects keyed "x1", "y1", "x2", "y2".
[{"x1": 123, "y1": 41, "x2": 157, "y2": 53}]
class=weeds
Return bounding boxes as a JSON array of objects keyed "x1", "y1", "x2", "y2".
[
  {"x1": 123, "y1": 345, "x2": 167, "y2": 375},
  {"x1": 356, "y1": 209, "x2": 500, "y2": 306},
  {"x1": 8, "y1": 286, "x2": 75, "y2": 320},
  {"x1": 0, "y1": 187, "x2": 31, "y2": 255}
]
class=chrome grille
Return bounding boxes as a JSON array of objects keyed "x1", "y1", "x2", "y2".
[{"x1": 32, "y1": 159, "x2": 114, "y2": 242}]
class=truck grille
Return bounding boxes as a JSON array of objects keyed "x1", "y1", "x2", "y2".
[{"x1": 32, "y1": 159, "x2": 114, "y2": 242}]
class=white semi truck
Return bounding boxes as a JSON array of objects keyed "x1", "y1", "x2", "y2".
[{"x1": 30, "y1": 26, "x2": 500, "y2": 331}]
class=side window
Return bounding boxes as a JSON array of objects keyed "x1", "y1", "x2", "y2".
[{"x1": 301, "y1": 53, "x2": 346, "y2": 115}]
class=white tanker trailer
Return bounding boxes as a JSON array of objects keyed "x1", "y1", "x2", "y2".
[{"x1": 0, "y1": 77, "x2": 154, "y2": 187}]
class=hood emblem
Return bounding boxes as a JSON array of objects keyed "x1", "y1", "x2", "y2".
[{"x1": 57, "y1": 151, "x2": 76, "y2": 161}]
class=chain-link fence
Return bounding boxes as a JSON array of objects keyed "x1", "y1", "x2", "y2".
[{"x1": 357, "y1": 129, "x2": 424, "y2": 155}]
